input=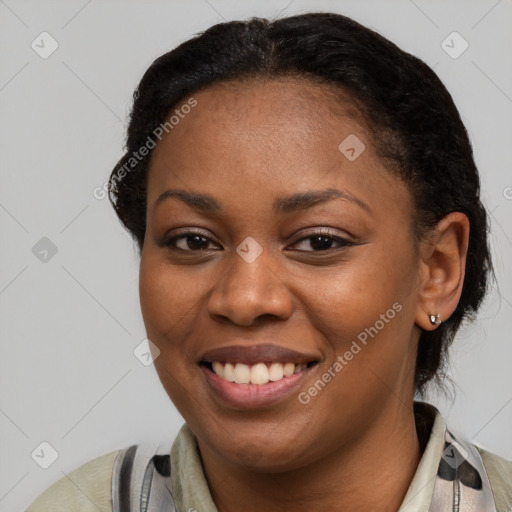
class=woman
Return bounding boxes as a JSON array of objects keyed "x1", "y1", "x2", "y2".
[{"x1": 27, "y1": 11, "x2": 512, "y2": 512}]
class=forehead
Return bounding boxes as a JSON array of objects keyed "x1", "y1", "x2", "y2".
[
  {"x1": 146, "y1": 77, "x2": 411, "y2": 220},
  {"x1": 150, "y1": 79, "x2": 369, "y2": 173},
  {"x1": 190, "y1": 76, "x2": 364, "y2": 126},
  {"x1": 177, "y1": 77, "x2": 365, "y2": 142}
]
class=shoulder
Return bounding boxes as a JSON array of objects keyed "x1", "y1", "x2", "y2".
[
  {"x1": 477, "y1": 445, "x2": 512, "y2": 512},
  {"x1": 26, "y1": 449, "x2": 120, "y2": 512}
]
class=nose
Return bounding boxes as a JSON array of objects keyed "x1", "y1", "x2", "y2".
[{"x1": 207, "y1": 247, "x2": 293, "y2": 327}]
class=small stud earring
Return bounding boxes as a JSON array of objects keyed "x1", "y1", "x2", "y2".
[{"x1": 429, "y1": 313, "x2": 441, "y2": 326}]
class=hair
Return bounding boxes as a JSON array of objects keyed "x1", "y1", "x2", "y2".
[{"x1": 108, "y1": 12, "x2": 493, "y2": 396}]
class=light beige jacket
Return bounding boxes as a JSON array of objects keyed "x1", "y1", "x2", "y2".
[{"x1": 27, "y1": 405, "x2": 512, "y2": 511}]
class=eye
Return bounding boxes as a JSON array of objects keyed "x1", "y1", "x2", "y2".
[
  {"x1": 288, "y1": 229, "x2": 356, "y2": 252},
  {"x1": 161, "y1": 228, "x2": 356, "y2": 253},
  {"x1": 163, "y1": 231, "x2": 221, "y2": 252}
]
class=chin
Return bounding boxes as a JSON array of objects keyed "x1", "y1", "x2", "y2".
[
  {"x1": 225, "y1": 444, "x2": 307, "y2": 473},
  {"x1": 196, "y1": 421, "x2": 319, "y2": 473}
]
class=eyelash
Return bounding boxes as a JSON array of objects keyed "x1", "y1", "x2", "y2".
[{"x1": 162, "y1": 228, "x2": 356, "y2": 253}]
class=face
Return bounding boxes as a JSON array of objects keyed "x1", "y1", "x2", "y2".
[{"x1": 139, "y1": 77, "x2": 424, "y2": 472}]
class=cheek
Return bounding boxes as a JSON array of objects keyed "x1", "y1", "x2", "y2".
[
  {"x1": 139, "y1": 255, "x2": 201, "y2": 338},
  {"x1": 304, "y1": 242, "x2": 418, "y2": 384},
  {"x1": 139, "y1": 256, "x2": 201, "y2": 408},
  {"x1": 307, "y1": 249, "x2": 410, "y2": 337}
]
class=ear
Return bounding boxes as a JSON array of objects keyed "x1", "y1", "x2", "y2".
[{"x1": 414, "y1": 212, "x2": 470, "y2": 331}]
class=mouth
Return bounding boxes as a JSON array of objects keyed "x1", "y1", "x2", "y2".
[
  {"x1": 198, "y1": 344, "x2": 320, "y2": 409},
  {"x1": 200, "y1": 360, "x2": 319, "y2": 385}
]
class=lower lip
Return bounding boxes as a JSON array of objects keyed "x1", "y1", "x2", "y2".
[{"x1": 200, "y1": 364, "x2": 316, "y2": 410}]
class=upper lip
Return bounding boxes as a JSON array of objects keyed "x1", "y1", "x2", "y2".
[{"x1": 199, "y1": 343, "x2": 319, "y2": 365}]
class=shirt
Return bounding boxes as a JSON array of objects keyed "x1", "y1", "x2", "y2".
[{"x1": 26, "y1": 401, "x2": 512, "y2": 511}]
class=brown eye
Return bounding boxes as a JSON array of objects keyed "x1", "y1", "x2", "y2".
[
  {"x1": 289, "y1": 230, "x2": 355, "y2": 252},
  {"x1": 163, "y1": 232, "x2": 221, "y2": 252}
]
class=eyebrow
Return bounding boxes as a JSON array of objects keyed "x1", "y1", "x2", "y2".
[{"x1": 153, "y1": 187, "x2": 371, "y2": 215}]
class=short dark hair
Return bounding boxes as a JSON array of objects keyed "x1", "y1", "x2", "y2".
[{"x1": 108, "y1": 12, "x2": 493, "y2": 396}]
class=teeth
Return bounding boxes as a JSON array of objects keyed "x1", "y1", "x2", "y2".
[
  {"x1": 268, "y1": 362, "x2": 284, "y2": 381},
  {"x1": 212, "y1": 361, "x2": 224, "y2": 378},
  {"x1": 251, "y1": 363, "x2": 269, "y2": 385},
  {"x1": 294, "y1": 363, "x2": 307, "y2": 374},
  {"x1": 233, "y1": 363, "x2": 251, "y2": 384},
  {"x1": 283, "y1": 362, "x2": 295, "y2": 377},
  {"x1": 209, "y1": 361, "x2": 311, "y2": 385},
  {"x1": 223, "y1": 362, "x2": 235, "y2": 382}
]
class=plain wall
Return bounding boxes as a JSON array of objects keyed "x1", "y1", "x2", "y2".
[{"x1": 0, "y1": 1, "x2": 511, "y2": 510}]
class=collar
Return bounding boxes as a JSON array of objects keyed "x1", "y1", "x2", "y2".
[{"x1": 170, "y1": 401, "x2": 497, "y2": 512}]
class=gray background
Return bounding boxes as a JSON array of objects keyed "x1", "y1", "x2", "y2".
[{"x1": 1, "y1": 0, "x2": 511, "y2": 510}]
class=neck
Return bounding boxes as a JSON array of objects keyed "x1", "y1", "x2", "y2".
[{"x1": 198, "y1": 401, "x2": 423, "y2": 512}]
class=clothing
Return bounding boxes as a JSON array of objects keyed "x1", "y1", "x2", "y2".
[{"x1": 26, "y1": 401, "x2": 512, "y2": 511}]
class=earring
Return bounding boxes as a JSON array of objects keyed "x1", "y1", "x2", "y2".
[{"x1": 429, "y1": 313, "x2": 441, "y2": 326}]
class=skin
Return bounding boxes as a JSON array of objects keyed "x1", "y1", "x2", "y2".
[{"x1": 139, "y1": 77, "x2": 469, "y2": 512}]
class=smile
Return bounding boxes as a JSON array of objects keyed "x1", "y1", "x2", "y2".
[
  {"x1": 198, "y1": 343, "x2": 320, "y2": 408},
  {"x1": 206, "y1": 361, "x2": 315, "y2": 385},
  {"x1": 200, "y1": 362, "x2": 319, "y2": 409}
]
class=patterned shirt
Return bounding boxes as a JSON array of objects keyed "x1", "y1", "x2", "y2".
[{"x1": 26, "y1": 401, "x2": 512, "y2": 511}]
